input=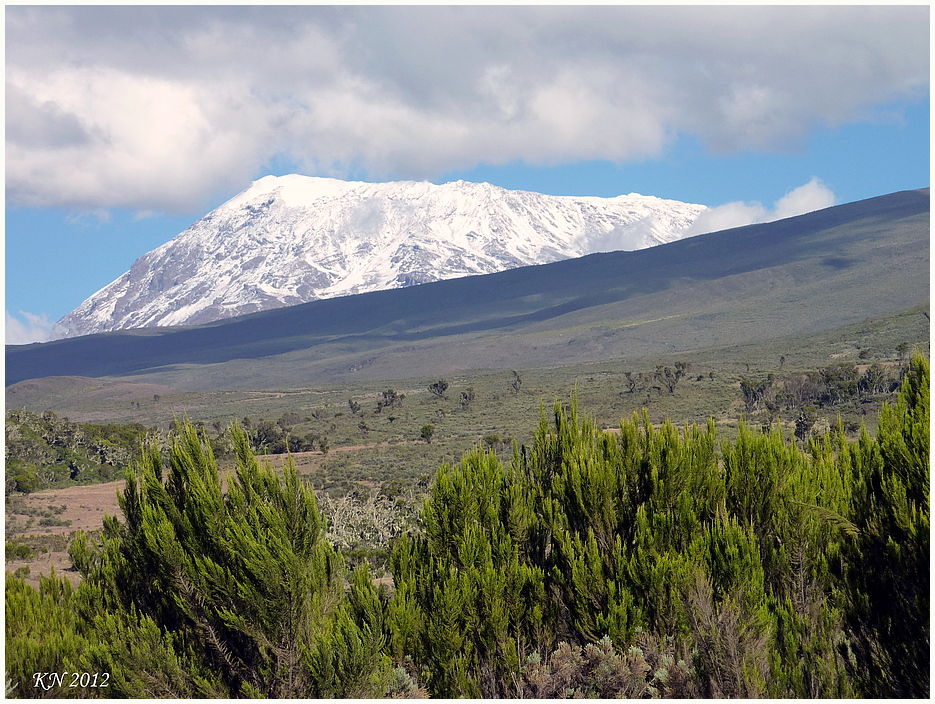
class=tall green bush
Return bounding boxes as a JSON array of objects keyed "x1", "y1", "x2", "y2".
[
  {"x1": 841, "y1": 352, "x2": 929, "y2": 696},
  {"x1": 66, "y1": 422, "x2": 392, "y2": 697}
]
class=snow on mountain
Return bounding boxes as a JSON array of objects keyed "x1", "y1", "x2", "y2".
[{"x1": 53, "y1": 175, "x2": 707, "y2": 338}]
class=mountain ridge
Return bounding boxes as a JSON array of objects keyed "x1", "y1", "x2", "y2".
[{"x1": 53, "y1": 175, "x2": 706, "y2": 337}]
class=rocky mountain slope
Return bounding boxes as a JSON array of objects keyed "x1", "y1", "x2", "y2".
[{"x1": 53, "y1": 176, "x2": 705, "y2": 337}]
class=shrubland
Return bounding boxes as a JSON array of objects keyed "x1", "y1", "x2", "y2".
[
  {"x1": 5, "y1": 354, "x2": 928, "y2": 698},
  {"x1": 4, "y1": 410, "x2": 153, "y2": 495}
]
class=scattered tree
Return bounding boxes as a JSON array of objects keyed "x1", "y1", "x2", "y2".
[
  {"x1": 460, "y1": 387, "x2": 475, "y2": 410},
  {"x1": 428, "y1": 380, "x2": 449, "y2": 399},
  {"x1": 510, "y1": 370, "x2": 523, "y2": 394},
  {"x1": 655, "y1": 361, "x2": 689, "y2": 393}
]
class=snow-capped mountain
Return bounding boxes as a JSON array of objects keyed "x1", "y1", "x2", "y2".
[{"x1": 53, "y1": 175, "x2": 707, "y2": 337}]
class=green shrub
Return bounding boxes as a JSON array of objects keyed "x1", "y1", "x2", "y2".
[
  {"x1": 65, "y1": 422, "x2": 394, "y2": 698},
  {"x1": 5, "y1": 541, "x2": 36, "y2": 561}
]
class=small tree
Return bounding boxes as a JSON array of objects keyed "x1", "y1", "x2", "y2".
[
  {"x1": 819, "y1": 364, "x2": 860, "y2": 405},
  {"x1": 740, "y1": 375, "x2": 774, "y2": 414},
  {"x1": 428, "y1": 380, "x2": 449, "y2": 399},
  {"x1": 420, "y1": 424, "x2": 435, "y2": 443},
  {"x1": 382, "y1": 388, "x2": 403, "y2": 409},
  {"x1": 624, "y1": 372, "x2": 637, "y2": 393},
  {"x1": 510, "y1": 370, "x2": 523, "y2": 394},
  {"x1": 460, "y1": 387, "x2": 475, "y2": 409},
  {"x1": 5, "y1": 459, "x2": 40, "y2": 495},
  {"x1": 656, "y1": 362, "x2": 689, "y2": 394},
  {"x1": 794, "y1": 405, "x2": 819, "y2": 442},
  {"x1": 859, "y1": 363, "x2": 890, "y2": 396}
]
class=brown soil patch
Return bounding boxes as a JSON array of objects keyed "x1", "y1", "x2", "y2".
[{"x1": 6, "y1": 481, "x2": 124, "y2": 588}]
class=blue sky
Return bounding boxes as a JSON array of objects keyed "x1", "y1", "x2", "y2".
[{"x1": 5, "y1": 5, "x2": 930, "y2": 344}]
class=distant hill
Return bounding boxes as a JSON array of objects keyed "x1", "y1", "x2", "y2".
[
  {"x1": 53, "y1": 175, "x2": 704, "y2": 337},
  {"x1": 6, "y1": 188, "x2": 928, "y2": 392}
]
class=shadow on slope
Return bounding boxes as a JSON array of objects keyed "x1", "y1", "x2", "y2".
[{"x1": 5, "y1": 189, "x2": 929, "y2": 388}]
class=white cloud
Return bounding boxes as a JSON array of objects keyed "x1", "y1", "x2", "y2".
[
  {"x1": 4, "y1": 6, "x2": 928, "y2": 213},
  {"x1": 6, "y1": 66, "x2": 272, "y2": 212},
  {"x1": 6, "y1": 311, "x2": 55, "y2": 345},
  {"x1": 686, "y1": 201, "x2": 769, "y2": 236},
  {"x1": 772, "y1": 178, "x2": 837, "y2": 221},
  {"x1": 686, "y1": 178, "x2": 836, "y2": 236}
]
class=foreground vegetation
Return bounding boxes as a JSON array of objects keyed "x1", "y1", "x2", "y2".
[{"x1": 5, "y1": 353, "x2": 928, "y2": 698}]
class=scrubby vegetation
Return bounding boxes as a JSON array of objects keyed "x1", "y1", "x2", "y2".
[
  {"x1": 5, "y1": 353, "x2": 928, "y2": 698},
  {"x1": 4, "y1": 410, "x2": 153, "y2": 495}
]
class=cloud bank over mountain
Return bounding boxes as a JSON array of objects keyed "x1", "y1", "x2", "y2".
[
  {"x1": 6, "y1": 311, "x2": 55, "y2": 345},
  {"x1": 6, "y1": 6, "x2": 927, "y2": 214},
  {"x1": 686, "y1": 178, "x2": 837, "y2": 235}
]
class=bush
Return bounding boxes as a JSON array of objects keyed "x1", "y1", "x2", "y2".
[
  {"x1": 63, "y1": 422, "x2": 394, "y2": 697},
  {"x1": 519, "y1": 635, "x2": 698, "y2": 698},
  {"x1": 5, "y1": 541, "x2": 36, "y2": 560},
  {"x1": 5, "y1": 460, "x2": 40, "y2": 495}
]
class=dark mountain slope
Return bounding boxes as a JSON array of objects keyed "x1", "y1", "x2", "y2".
[{"x1": 6, "y1": 189, "x2": 928, "y2": 390}]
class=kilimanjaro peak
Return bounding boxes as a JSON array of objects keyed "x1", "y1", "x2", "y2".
[{"x1": 53, "y1": 175, "x2": 707, "y2": 338}]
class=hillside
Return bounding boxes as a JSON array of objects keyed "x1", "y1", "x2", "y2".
[{"x1": 6, "y1": 188, "x2": 929, "y2": 392}]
